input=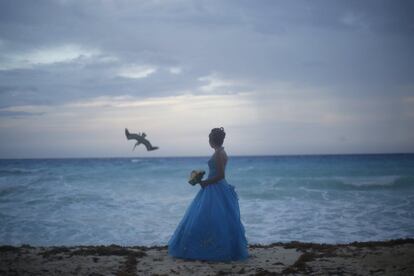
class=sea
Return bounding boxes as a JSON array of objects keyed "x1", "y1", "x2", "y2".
[{"x1": 0, "y1": 154, "x2": 413, "y2": 246}]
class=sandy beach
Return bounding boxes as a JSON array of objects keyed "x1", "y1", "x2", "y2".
[{"x1": 1, "y1": 238, "x2": 413, "y2": 275}]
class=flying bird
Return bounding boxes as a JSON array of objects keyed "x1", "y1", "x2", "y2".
[{"x1": 125, "y1": 128, "x2": 159, "y2": 151}]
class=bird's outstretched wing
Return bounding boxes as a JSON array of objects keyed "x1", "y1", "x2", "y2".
[
  {"x1": 133, "y1": 142, "x2": 141, "y2": 151},
  {"x1": 125, "y1": 128, "x2": 140, "y2": 141},
  {"x1": 141, "y1": 138, "x2": 159, "y2": 151}
]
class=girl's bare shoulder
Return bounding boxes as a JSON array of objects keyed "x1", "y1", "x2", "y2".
[
  {"x1": 218, "y1": 149, "x2": 228, "y2": 161},
  {"x1": 214, "y1": 148, "x2": 227, "y2": 160}
]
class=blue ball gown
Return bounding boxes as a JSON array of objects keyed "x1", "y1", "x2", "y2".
[{"x1": 168, "y1": 155, "x2": 249, "y2": 262}]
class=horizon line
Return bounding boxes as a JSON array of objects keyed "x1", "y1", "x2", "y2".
[{"x1": 1, "y1": 151, "x2": 413, "y2": 160}]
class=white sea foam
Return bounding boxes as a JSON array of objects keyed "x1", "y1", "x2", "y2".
[
  {"x1": 131, "y1": 159, "x2": 144, "y2": 163},
  {"x1": 332, "y1": 175, "x2": 403, "y2": 187}
]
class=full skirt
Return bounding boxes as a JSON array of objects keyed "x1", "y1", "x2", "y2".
[{"x1": 168, "y1": 180, "x2": 249, "y2": 262}]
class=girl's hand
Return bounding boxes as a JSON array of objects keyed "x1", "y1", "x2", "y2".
[{"x1": 200, "y1": 180, "x2": 208, "y2": 188}]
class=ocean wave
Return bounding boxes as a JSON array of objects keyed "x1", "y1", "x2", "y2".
[
  {"x1": 236, "y1": 166, "x2": 255, "y2": 172},
  {"x1": 131, "y1": 159, "x2": 144, "y2": 163},
  {"x1": 236, "y1": 175, "x2": 414, "y2": 191},
  {"x1": 0, "y1": 168, "x2": 42, "y2": 176},
  {"x1": 286, "y1": 175, "x2": 414, "y2": 190},
  {"x1": 130, "y1": 158, "x2": 163, "y2": 166},
  {"x1": 0, "y1": 185, "x2": 28, "y2": 197}
]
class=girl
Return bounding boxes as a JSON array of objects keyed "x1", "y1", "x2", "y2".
[{"x1": 168, "y1": 127, "x2": 249, "y2": 262}]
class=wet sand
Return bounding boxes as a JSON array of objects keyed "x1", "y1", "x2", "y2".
[{"x1": 1, "y1": 238, "x2": 414, "y2": 275}]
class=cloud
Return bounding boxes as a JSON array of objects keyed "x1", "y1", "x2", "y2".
[
  {"x1": 0, "y1": 44, "x2": 100, "y2": 70},
  {"x1": 339, "y1": 12, "x2": 369, "y2": 30},
  {"x1": 117, "y1": 64, "x2": 157, "y2": 79},
  {"x1": 0, "y1": 110, "x2": 44, "y2": 117},
  {"x1": 198, "y1": 73, "x2": 239, "y2": 93},
  {"x1": 168, "y1": 67, "x2": 182, "y2": 74}
]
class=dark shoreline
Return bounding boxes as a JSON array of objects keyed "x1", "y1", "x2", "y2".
[
  {"x1": 2, "y1": 237, "x2": 414, "y2": 250},
  {"x1": 2, "y1": 238, "x2": 414, "y2": 275}
]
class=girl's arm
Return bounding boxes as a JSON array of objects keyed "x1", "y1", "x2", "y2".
[{"x1": 200, "y1": 152, "x2": 225, "y2": 188}]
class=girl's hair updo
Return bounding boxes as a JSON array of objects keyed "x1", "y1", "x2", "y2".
[{"x1": 209, "y1": 127, "x2": 226, "y2": 147}]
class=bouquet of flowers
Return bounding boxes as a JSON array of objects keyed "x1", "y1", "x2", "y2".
[{"x1": 188, "y1": 170, "x2": 205, "y2": 186}]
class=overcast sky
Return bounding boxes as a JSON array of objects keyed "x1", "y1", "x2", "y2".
[{"x1": 0, "y1": 0, "x2": 413, "y2": 158}]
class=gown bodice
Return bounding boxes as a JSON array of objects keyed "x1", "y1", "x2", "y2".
[
  {"x1": 207, "y1": 157, "x2": 217, "y2": 179},
  {"x1": 207, "y1": 151, "x2": 227, "y2": 179}
]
